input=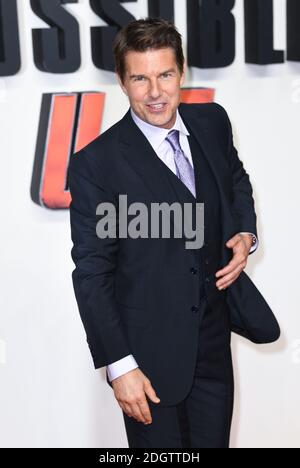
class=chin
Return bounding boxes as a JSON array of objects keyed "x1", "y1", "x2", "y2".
[{"x1": 148, "y1": 110, "x2": 175, "y2": 126}]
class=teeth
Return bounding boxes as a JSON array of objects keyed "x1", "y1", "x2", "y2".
[{"x1": 149, "y1": 104, "x2": 165, "y2": 109}]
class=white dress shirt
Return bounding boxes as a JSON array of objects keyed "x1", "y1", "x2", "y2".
[{"x1": 106, "y1": 107, "x2": 258, "y2": 382}]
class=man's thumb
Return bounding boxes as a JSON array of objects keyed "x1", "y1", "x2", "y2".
[{"x1": 144, "y1": 381, "x2": 161, "y2": 403}]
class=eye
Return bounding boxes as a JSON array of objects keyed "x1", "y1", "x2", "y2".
[
  {"x1": 134, "y1": 76, "x2": 145, "y2": 82},
  {"x1": 161, "y1": 73, "x2": 172, "y2": 78}
]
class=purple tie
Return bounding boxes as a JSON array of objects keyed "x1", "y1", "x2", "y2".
[{"x1": 165, "y1": 130, "x2": 196, "y2": 198}]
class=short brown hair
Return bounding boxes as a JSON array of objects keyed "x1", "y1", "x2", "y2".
[{"x1": 113, "y1": 17, "x2": 185, "y2": 83}]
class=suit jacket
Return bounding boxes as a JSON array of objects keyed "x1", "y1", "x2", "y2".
[{"x1": 68, "y1": 102, "x2": 280, "y2": 406}]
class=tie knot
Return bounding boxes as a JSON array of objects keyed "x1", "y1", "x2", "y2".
[{"x1": 165, "y1": 129, "x2": 181, "y2": 152}]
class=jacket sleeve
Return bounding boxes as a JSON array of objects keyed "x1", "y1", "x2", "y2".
[
  {"x1": 68, "y1": 148, "x2": 131, "y2": 369},
  {"x1": 216, "y1": 104, "x2": 258, "y2": 251}
]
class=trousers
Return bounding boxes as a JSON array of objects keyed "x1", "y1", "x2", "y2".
[{"x1": 122, "y1": 297, "x2": 234, "y2": 448}]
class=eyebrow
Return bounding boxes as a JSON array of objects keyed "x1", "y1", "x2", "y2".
[{"x1": 129, "y1": 68, "x2": 176, "y2": 80}]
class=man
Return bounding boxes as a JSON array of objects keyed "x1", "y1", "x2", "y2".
[{"x1": 68, "y1": 18, "x2": 280, "y2": 448}]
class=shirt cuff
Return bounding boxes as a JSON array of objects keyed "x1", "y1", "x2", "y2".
[
  {"x1": 106, "y1": 354, "x2": 139, "y2": 382},
  {"x1": 239, "y1": 232, "x2": 259, "y2": 253}
]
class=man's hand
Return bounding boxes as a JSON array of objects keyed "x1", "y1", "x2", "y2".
[
  {"x1": 215, "y1": 233, "x2": 253, "y2": 290},
  {"x1": 112, "y1": 368, "x2": 160, "y2": 425}
]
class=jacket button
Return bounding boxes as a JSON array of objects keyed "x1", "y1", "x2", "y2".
[
  {"x1": 190, "y1": 267, "x2": 198, "y2": 275},
  {"x1": 205, "y1": 276, "x2": 211, "y2": 283},
  {"x1": 205, "y1": 259, "x2": 209, "y2": 265},
  {"x1": 191, "y1": 305, "x2": 199, "y2": 313}
]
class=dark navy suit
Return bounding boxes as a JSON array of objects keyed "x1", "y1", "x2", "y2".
[{"x1": 68, "y1": 103, "x2": 280, "y2": 447}]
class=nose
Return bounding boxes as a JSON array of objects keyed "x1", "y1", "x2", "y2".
[{"x1": 148, "y1": 79, "x2": 162, "y2": 100}]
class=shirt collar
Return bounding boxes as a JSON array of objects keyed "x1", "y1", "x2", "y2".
[{"x1": 130, "y1": 107, "x2": 190, "y2": 152}]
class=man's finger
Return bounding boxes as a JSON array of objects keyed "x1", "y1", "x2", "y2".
[
  {"x1": 144, "y1": 380, "x2": 161, "y2": 404},
  {"x1": 138, "y1": 398, "x2": 152, "y2": 424},
  {"x1": 122, "y1": 402, "x2": 133, "y2": 418},
  {"x1": 130, "y1": 402, "x2": 147, "y2": 423},
  {"x1": 225, "y1": 234, "x2": 241, "y2": 248},
  {"x1": 219, "y1": 274, "x2": 240, "y2": 290},
  {"x1": 216, "y1": 258, "x2": 240, "y2": 278},
  {"x1": 217, "y1": 264, "x2": 244, "y2": 289}
]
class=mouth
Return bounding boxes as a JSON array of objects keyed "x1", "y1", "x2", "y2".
[{"x1": 146, "y1": 103, "x2": 167, "y2": 113}]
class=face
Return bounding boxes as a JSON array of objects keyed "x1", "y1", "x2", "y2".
[{"x1": 117, "y1": 47, "x2": 186, "y2": 129}]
